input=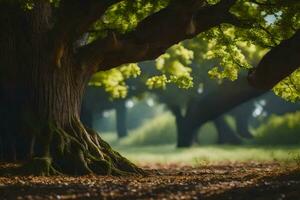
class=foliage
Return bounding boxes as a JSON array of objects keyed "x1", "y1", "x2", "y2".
[
  {"x1": 89, "y1": 64, "x2": 141, "y2": 98},
  {"x1": 126, "y1": 97, "x2": 164, "y2": 129},
  {"x1": 195, "y1": 0, "x2": 299, "y2": 101},
  {"x1": 117, "y1": 112, "x2": 226, "y2": 146},
  {"x1": 146, "y1": 44, "x2": 194, "y2": 89},
  {"x1": 145, "y1": 75, "x2": 169, "y2": 90},
  {"x1": 121, "y1": 112, "x2": 177, "y2": 146},
  {"x1": 14, "y1": 0, "x2": 300, "y2": 102},
  {"x1": 254, "y1": 111, "x2": 300, "y2": 145},
  {"x1": 83, "y1": 0, "x2": 300, "y2": 102},
  {"x1": 156, "y1": 45, "x2": 194, "y2": 74},
  {"x1": 273, "y1": 69, "x2": 300, "y2": 102},
  {"x1": 88, "y1": 0, "x2": 170, "y2": 40},
  {"x1": 203, "y1": 25, "x2": 252, "y2": 81},
  {"x1": 196, "y1": 122, "x2": 218, "y2": 145}
]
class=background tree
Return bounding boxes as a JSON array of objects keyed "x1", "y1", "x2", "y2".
[{"x1": 82, "y1": 40, "x2": 298, "y2": 147}]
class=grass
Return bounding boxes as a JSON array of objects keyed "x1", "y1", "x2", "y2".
[
  {"x1": 120, "y1": 112, "x2": 177, "y2": 146},
  {"x1": 102, "y1": 134, "x2": 300, "y2": 166},
  {"x1": 99, "y1": 111, "x2": 300, "y2": 166},
  {"x1": 253, "y1": 111, "x2": 300, "y2": 145},
  {"x1": 102, "y1": 112, "x2": 220, "y2": 147},
  {"x1": 118, "y1": 145, "x2": 300, "y2": 165}
]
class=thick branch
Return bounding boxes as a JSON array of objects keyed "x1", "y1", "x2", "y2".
[
  {"x1": 78, "y1": 0, "x2": 237, "y2": 72},
  {"x1": 50, "y1": 0, "x2": 123, "y2": 67},
  {"x1": 185, "y1": 76, "x2": 266, "y2": 131},
  {"x1": 248, "y1": 30, "x2": 300, "y2": 90},
  {"x1": 53, "y1": 0, "x2": 124, "y2": 40},
  {"x1": 249, "y1": 0, "x2": 299, "y2": 7}
]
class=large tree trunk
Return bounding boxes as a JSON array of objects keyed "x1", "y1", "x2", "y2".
[
  {"x1": 176, "y1": 117, "x2": 196, "y2": 148},
  {"x1": 116, "y1": 101, "x2": 128, "y2": 138},
  {"x1": 170, "y1": 106, "x2": 195, "y2": 147},
  {"x1": 176, "y1": 77, "x2": 266, "y2": 147},
  {"x1": 170, "y1": 76, "x2": 263, "y2": 148},
  {"x1": 0, "y1": 2, "x2": 142, "y2": 176}
]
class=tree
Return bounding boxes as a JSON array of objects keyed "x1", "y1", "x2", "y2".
[
  {"x1": 229, "y1": 102, "x2": 254, "y2": 139},
  {"x1": 214, "y1": 116, "x2": 241, "y2": 144},
  {"x1": 81, "y1": 76, "x2": 149, "y2": 139},
  {"x1": 0, "y1": 0, "x2": 299, "y2": 175}
]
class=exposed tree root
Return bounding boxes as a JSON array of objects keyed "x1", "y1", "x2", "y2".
[{"x1": 1, "y1": 118, "x2": 145, "y2": 176}]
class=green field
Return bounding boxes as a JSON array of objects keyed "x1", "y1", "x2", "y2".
[{"x1": 102, "y1": 134, "x2": 300, "y2": 165}]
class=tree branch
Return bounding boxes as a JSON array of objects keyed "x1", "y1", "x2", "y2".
[
  {"x1": 185, "y1": 75, "x2": 266, "y2": 131},
  {"x1": 50, "y1": 0, "x2": 123, "y2": 68},
  {"x1": 248, "y1": 29, "x2": 300, "y2": 90},
  {"x1": 77, "y1": 0, "x2": 238, "y2": 73},
  {"x1": 248, "y1": 0, "x2": 299, "y2": 7}
]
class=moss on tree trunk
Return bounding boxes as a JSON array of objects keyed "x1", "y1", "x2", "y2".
[
  {"x1": 18, "y1": 119, "x2": 144, "y2": 176},
  {"x1": 0, "y1": 1, "x2": 144, "y2": 176},
  {"x1": 0, "y1": 71, "x2": 144, "y2": 176}
]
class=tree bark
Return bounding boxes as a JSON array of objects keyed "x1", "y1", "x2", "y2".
[
  {"x1": 248, "y1": 30, "x2": 300, "y2": 90},
  {"x1": 0, "y1": 1, "x2": 142, "y2": 176},
  {"x1": 116, "y1": 101, "x2": 128, "y2": 138}
]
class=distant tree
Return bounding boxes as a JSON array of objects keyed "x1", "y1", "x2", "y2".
[
  {"x1": 0, "y1": 0, "x2": 299, "y2": 175},
  {"x1": 229, "y1": 102, "x2": 254, "y2": 139},
  {"x1": 138, "y1": 38, "x2": 262, "y2": 147},
  {"x1": 80, "y1": 87, "x2": 126, "y2": 135},
  {"x1": 81, "y1": 83, "x2": 148, "y2": 139}
]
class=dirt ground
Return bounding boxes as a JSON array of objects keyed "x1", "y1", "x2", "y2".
[{"x1": 0, "y1": 162, "x2": 300, "y2": 200}]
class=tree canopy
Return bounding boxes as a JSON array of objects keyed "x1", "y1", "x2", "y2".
[
  {"x1": 81, "y1": 0, "x2": 300, "y2": 102},
  {"x1": 2, "y1": 0, "x2": 299, "y2": 93}
]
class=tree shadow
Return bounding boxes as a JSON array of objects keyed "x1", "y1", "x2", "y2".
[{"x1": 206, "y1": 169, "x2": 300, "y2": 200}]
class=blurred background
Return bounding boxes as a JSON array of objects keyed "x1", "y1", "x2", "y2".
[{"x1": 80, "y1": 34, "x2": 300, "y2": 166}]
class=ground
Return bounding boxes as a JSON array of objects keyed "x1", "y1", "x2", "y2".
[
  {"x1": 1, "y1": 145, "x2": 300, "y2": 200},
  {"x1": 0, "y1": 162, "x2": 300, "y2": 200}
]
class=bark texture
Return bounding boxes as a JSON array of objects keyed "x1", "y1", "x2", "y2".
[{"x1": 0, "y1": 1, "x2": 142, "y2": 176}]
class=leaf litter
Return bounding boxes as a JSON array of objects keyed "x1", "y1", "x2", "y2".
[{"x1": 0, "y1": 162, "x2": 299, "y2": 200}]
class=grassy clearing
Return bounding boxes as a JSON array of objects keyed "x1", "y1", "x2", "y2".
[
  {"x1": 117, "y1": 145, "x2": 300, "y2": 165},
  {"x1": 100, "y1": 111, "x2": 300, "y2": 166},
  {"x1": 102, "y1": 112, "x2": 219, "y2": 147},
  {"x1": 101, "y1": 134, "x2": 300, "y2": 165},
  {"x1": 254, "y1": 111, "x2": 300, "y2": 145}
]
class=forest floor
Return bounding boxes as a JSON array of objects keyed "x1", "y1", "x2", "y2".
[{"x1": 0, "y1": 162, "x2": 300, "y2": 200}]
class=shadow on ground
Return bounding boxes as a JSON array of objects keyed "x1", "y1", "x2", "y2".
[{"x1": 0, "y1": 162, "x2": 300, "y2": 200}]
